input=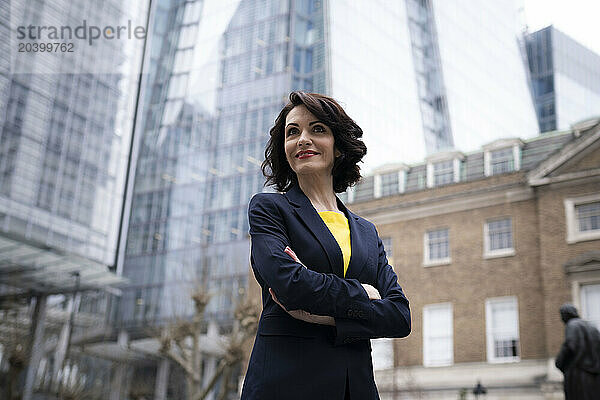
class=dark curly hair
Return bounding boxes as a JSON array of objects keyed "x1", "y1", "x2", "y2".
[{"x1": 261, "y1": 91, "x2": 367, "y2": 193}]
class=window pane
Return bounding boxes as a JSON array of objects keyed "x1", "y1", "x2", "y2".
[
  {"x1": 487, "y1": 297, "x2": 519, "y2": 360},
  {"x1": 490, "y1": 148, "x2": 514, "y2": 175},
  {"x1": 381, "y1": 172, "x2": 399, "y2": 196},
  {"x1": 487, "y1": 218, "x2": 513, "y2": 251},
  {"x1": 577, "y1": 202, "x2": 600, "y2": 232},
  {"x1": 423, "y1": 304, "x2": 453, "y2": 366},
  {"x1": 427, "y1": 228, "x2": 449, "y2": 260},
  {"x1": 434, "y1": 160, "x2": 453, "y2": 186},
  {"x1": 371, "y1": 338, "x2": 394, "y2": 370},
  {"x1": 581, "y1": 284, "x2": 600, "y2": 330},
  {"x1": 381, "y1": 236, "x2": 393, "y2": 259}
]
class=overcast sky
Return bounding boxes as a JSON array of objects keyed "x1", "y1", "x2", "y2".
[{"x1": 522, "y1": 0, "x2": 600, "y2": 54}]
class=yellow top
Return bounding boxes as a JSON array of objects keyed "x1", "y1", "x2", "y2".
[{"x1": 317, "y1": 211, "x2": 351, "y2": 277}]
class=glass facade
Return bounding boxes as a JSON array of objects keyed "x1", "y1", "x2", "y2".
[
  {"x1": 0, "y1": 0, "x2": 148, "y2": 397},
  {"x1": 431, "y1": 0, "x2": 538, "y2": 151},
  {"x1": 120, "y1": 0, "x2": 471, "y2": 327},
  {"x1": 118, "y1": 0, "x2": 318, "y2": 328},
  {"x1": 0, "y1": 0, "x2": 147, "y2": 266},
  {"x1": 326, "y1": 0, "x2": 539, "y2": 168},
  {"x1": 526, "y1": 26, "x2": 600, "y2": 132},
  {"x1": 406, "y1": 0, "x2": 453, "y2": 154},
  {"x1": 327, "y1": 0, "x2": 425, "y2": 169}
]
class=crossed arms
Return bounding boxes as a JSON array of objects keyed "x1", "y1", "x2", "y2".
[{"x1": 248, "y1": 193, "x2": 411, "y2": 345}]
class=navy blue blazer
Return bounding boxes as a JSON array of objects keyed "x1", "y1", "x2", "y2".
[{"x1": 241, "y1": 183, "x2": 411, "y2": 400}]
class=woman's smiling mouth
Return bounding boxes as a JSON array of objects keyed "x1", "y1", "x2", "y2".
[
  {"x1": 296, "y1": 150, "x2": 320, "y2": 159},
  {"x1": 298, "y1": 153, "x2": 318, "y2": 159}
]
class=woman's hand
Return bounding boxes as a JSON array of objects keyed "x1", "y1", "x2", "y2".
[
  {"x1": 267, "y1": 246, "x2": 334, "y2": 326},
  {"x1": 271, "y1": 245, "x2": 379, "y2": 325},
  {"x1": 284, "y1": 246, "x2": 304, "y2": 266},
  {"x1": 361, "y1": 283, "x2": 381, "y2": 300},
  {"x1": 286, "y1": 245, "x2": 381, "y2": 300},
  {"x1": 269, "y1": 288, "x2": 334, "y2": 326}
]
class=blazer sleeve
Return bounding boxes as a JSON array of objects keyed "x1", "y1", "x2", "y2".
[
  {"x1": 333, "y1": 231, "x2": 411, "y2": 346},
  {"x1": 248, "y1": 193, "x2": 373, "y2": 321}
]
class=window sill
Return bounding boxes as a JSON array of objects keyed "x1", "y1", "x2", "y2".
[
  {"x1": 483, "y1": 249, "x2": 515, "y2": 259},
  {"x1": 423, "y1": 258, "x2": 451, "y2": 268},
  {"x1": 567, "y1": 230, "x2": 600, "y2": 244},
  {"x1": 487, "y1": 356, "x2": 520, "y2": 364},
  {"x1": 423, "y1": 361, "x2": 454, "y2": 368}
]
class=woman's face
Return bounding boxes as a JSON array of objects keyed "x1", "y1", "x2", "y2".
[{"x1": 284, "y1": 105, "x2": 341, "y2": 178}]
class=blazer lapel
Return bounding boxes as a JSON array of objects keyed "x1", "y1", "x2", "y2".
[{"x1": 284, "y1": 183, "x2": 369, "y2": 279}]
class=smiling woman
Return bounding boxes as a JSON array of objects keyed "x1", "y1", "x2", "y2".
[
  {"x1": 262, "y1": 91, "x2": 367, "y2": 194},
  {"x1": 240, "y1": 92, "x2": 411, "y2": 400},
  {"x1": 283, "y1": 105, "x2": 341, "y2": 186}
]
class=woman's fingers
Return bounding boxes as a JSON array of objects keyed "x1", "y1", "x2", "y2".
[
  {"x1": 269, "y1": 288, "x2": 287, "y2": 311},
  {"x1": 269, "y1": 288, "x2": 320, "y2": 323},
  {"x1": 284, "y1": 246, "x2": 298, "y2": 260},
  {"x1": 361, "y1": 283, "x2": 382, "y2": 300},
  {"x1": 284, "y1": 246, "x2": 306, "y2": 268}
]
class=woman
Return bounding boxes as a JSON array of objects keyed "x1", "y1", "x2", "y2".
[{"x1": 240, "y1": 91, "x2": 411, "y2": 400}]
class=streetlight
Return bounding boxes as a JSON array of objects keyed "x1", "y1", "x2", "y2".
[{"x1": 473, "y1": 380, "x2": 487, "y2": 399}]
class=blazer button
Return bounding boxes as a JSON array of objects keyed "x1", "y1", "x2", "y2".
[{"x1": 347, "y1": 310, "x2": 354, "y2": 317}]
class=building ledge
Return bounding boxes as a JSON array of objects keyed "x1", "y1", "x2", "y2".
[
  {"x1": 483, "y1": 249, "x2": 516, "y2": 259},
  {"x1": 374, "y1": 358, "x2": 562, "y2": 392},
  {"x1": 423, "y1": 258, "x2": 451, "y2": 268}
]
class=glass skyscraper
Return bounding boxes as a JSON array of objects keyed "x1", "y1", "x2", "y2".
[
  {"x1": 323, "y1": 0, "x2": 539, "y2": 168},
  {"x1": 428, "y1": 0, "x2": 538, "y2": 154},
  {"x1": 112, "y1": 0, "x2": 540, "y2": 397},
  {"x1": 1, "y1": 0, "x2": 148, "y2": 398},
  {"x1": 1, "y1": 0, "x2": 147, "y2": 267},
  {"x1": 526, "y1": 25, "x2": 600, "y2": 133}
]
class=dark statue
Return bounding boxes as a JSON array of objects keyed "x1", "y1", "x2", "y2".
[{"x1": 555, "y1": 303, "x2": 600, "y2": 399}]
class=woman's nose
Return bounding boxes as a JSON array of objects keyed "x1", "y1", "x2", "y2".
[{"x1": 297, "y1": 129, "x2": 312, "y2": 146}]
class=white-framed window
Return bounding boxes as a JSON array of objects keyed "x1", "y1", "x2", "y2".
[
  {"x1": 373, "y1": 166, "x2": 408, "y2": 198},
  {"x1": 370, "y1": 338, "x2": 394, "y2": 370},
  {"x1": 484, "y1": 217, "x2": 515, "y2": 258},
  {"x1": 382, "y1": 236, "x2": 393, "y2": 262},
  {"x1": 485, "y1": 297, "x2": 520, "y2": 363},
  {"x1": 433, "y1": 160, "x2": 454, "y2": 186},
  {"x1": 426, "y1": 153, "x2": 463, "y2": 188},
  {"x1": 380, "y1": 171, "x2": 400, "y2": 197},
  {"x1": 424, "y1": 228, "x2": 450, "y2": 266},
  {"x1": 576, "y1": 202, "x2": 600, "y2": 232},
  {"x1": 489, "y1": 148, "x2": 514, "y2": 174},
  {"x1": 423, "y1": 303, "x2": 453, "y2": 366},
  {"x1": 564, "y1": 194, "x2": 600, "y2": 243},
  {"x1": 483, "y1": 140, "x2": 522, "y2": 177},
  {"x1": 581, "y1": 284, "x2": 600, "y2": 330}
]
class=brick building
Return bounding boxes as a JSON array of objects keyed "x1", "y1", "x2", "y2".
[
  {"x1": 244, "y1": 118, "x2": 600, "y2": 399},
  {"x1": 344, "y1": 118, "x2": 600, "y2": 399}
]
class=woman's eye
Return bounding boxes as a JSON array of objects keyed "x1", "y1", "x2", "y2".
[
  {"x1": 287, "y1": 128, "x2": 298, "y2": 136},
  {"x1": 313, "y1": 125, "x2": 325, "y2": 132}
]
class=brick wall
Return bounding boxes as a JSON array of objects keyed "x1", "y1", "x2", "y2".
[{"x1": 353, "y1": 176, "x2": 547, "y2": 366}]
